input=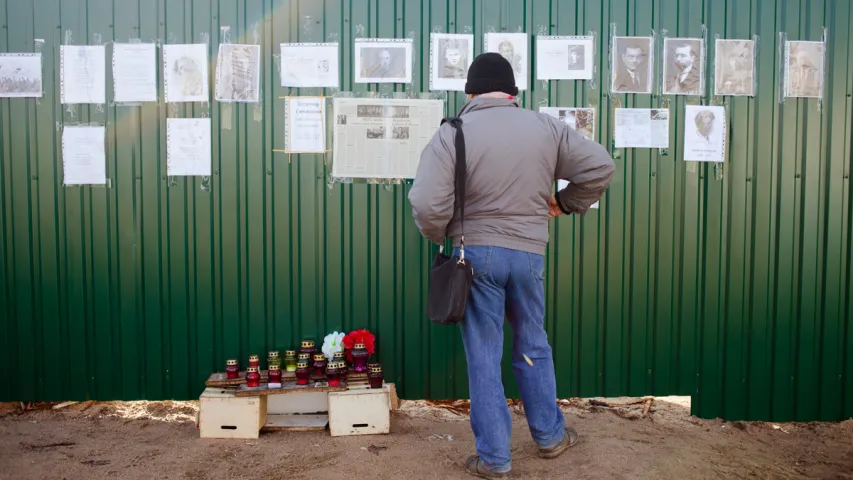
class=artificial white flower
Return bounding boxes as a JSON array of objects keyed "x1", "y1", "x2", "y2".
[{"x1": 322, "y1": 331, "x2": 345, "y2": 361}]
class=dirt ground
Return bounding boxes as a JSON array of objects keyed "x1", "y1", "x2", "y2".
[{"x1": 0, "y1": 396, "x2": 851, "y2": 480}]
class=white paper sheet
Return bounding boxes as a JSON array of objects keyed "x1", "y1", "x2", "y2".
[
  {"x1": 280, "y1": 43, "x2": 339, "y2": 88},
  {"x1": 332, "y1": 97, "x2": 444, "y2": 179},
  {"x1": 429, "y1": 33, "x2": 474, "y2": 92},
  {"x1": 0, "y1": 53, "x2": 43, "y2": 98},
  {"x1": 62, "y1": 126, "x2": 106, "y2": 185},
  {"x1": 215, "y1": 44, "x2": 261, "y2": 102},
  {"x1": 536, "y1": 36, "x2": 594, "y2": 80},
  {"x1": 614, "y1": 108, "x2": 670, "y2": 148},
  {"x1": 167, "y1": 118, "x2": 211, "y2": 176},
  {"x1": 557, "y1": 180, "x2": 599, "y2": 209},
  {"x1": 163, "y1": 44, "x2": 209, "y2": 103},
  {"x1": 354, "y1": 39, "x2": 414, "y2": 84},
  {"x1": 539, "y1": 107, "x2": 596, "y2": 141},
  {"x1": 113, "y1": 43, "x2": 157, "y2": 102},
  {"x1": 683, "y1": 105, "x2": 726, "y2": 162},
  {"x1": 284, "y1": 97, "x2": 327, "y2": 153},
  {"x1": 60, "y1": 45, "x2": 106, "y2": 104},
  {"x1": 485, "y1": 33, "x2": 528, "y2": 91}
]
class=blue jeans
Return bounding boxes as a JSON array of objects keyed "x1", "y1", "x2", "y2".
[{"x1": 455, "y1": 245, "x2": 566, "y2": 473}]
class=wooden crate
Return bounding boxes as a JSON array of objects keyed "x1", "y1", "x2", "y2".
[
  {"x1": 328, "y1": 384, "x2": 391, "y2": 437},
  {"x1": 267, "y1": 389, "x2": 329, "y2": 415},
  {"x1": 199, "y1": 387, "x2": 267, "y2": 439}
]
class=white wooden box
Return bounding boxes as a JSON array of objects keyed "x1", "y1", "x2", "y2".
[
  {"x1": 328, "y1": 384, "x2": 391, "y2": 437},
  {"x1": 199, "y1": 387, "x2": 267, "y2": 439}
]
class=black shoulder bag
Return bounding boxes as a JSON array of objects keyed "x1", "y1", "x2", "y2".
[{"x1": 426, "y1": 116, "x2": 473, "y2": 325}]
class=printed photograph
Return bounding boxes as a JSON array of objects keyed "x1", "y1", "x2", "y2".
[
  {"x1": 611, "y1": 36, "x2": 653, "y2": 94},
  {"x1": 714, "y1": 39, "x2": 755, "y2": 96},
  {"x1": 366, "y1": 126, "x2": 386, "y2": 139},
  {"x1": 215, "y1": 44, "x2": 261, "y2": 102},
  {"x1": 0, "y1": 53, "x2": 42, "y2": 98},
  {"x1": 355, "y1": 39, "x2": 413, "y2": 84},
  {"x1": 663, "y1": 38, "x2": 704, "y2": 95},
  {"x1": 164, "y1": 44, "x2": 208, "y2": 103},
  {"x1": 337, "y1": 114, "x2": 347, "y2": 125},
  {"x1": 430, "y1": 33, "x2": 474, "y2": 91},
  {"x1": 785, "y1": 41, "x2": 824, "y2": 98},
  {"x1": 684, "y1": 105, "x2": 726, "y2": 162},
  {"x1": 392, "y1": 126, "x2": 410, "y2": 139},
  {"x1": 485, "y1": 32, "x2": 528, "y2": 91},
  {"x1": 540, "y1": 107, "x2": 595, "y2": 141},
  {"x1": 651, "y1": 109, "x2": 668, "y2": 120},
  {"x1": 567, "y1": 45, "x2": 585, "y2": 70}
]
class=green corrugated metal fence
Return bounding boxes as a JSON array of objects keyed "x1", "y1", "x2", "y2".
[{"x1": 1, "y1": 0, "x2": 851, "y2": 422}]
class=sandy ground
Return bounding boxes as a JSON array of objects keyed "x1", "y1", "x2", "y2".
[{"x1": 0, "y1": 397, "x2": 851, "y2": 480}]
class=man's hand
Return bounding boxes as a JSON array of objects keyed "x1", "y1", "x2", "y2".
[{"x1": 548, "y1": 195, "x2": 564, "y2": 218}]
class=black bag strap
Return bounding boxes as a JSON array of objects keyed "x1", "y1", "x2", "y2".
[{"x1": 441, "y1": 116, "x2": 466, "y2": 260}]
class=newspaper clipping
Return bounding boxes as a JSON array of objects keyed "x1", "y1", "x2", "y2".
[
  {"x1": 614, "y1": 108, "x2": 670, "y2": 149},
  {"x1": 331, "y1": 98, "x2": 443, "y2": 179}
]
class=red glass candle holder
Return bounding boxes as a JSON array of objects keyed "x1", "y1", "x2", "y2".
[
  {"x1": 268, "y1": 365, "x2": 282, "y2": 388},
  {"x1": 368, "y1": 365, "x2": 384, "y2": 389},
  {"x1": 333, "y1": 352, "x2": 347, "y2": 376},
  {"x1": 248, "y1": 354, "x2": 260, "y2": 369},
  {"x1": 225, "y1": 359, "x2": 239, "y2": 379},
  {"x1": 246, "y1": 367, "x2": 261, "y2": 388},
  {"x1": 295, "y1": 362, "x2": 310, "y2": 385},
  {"x1": 351, "y1": 342, "x2": 369, "y2": 373},
  {"x1": 312, "y1": 354, "x2": 327, "y2": 376},
  {"x1": 326, "y1": 362, "x2": 341, "y2": 387}
]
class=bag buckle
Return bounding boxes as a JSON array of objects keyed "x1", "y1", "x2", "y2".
[{"x1": 457, "y1": 236, "x2": 465, "y2": 263}]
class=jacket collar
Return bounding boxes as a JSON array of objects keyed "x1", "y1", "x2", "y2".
[{"x1": 458, "y1": 95, "x2": 519, "y2": 116}]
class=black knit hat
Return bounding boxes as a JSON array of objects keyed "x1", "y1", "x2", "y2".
[{"x1": 465, "y1": 52, "x2": 518, "y2": 96}]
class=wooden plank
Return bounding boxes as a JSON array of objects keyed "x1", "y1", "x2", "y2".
[
  {"x1": 262, "y1": 414, "x2": 329, "y2": 432},
  {"x1": 234, "y1": 382, "x2": 347, "y2": 397},
  {"x1": 206, "y1": 370, "x2": 369, "y2": 387}
]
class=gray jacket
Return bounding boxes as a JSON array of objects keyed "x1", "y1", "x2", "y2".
[{"x1": 408, "y1": 96, "x2": 615, "y2": 255}]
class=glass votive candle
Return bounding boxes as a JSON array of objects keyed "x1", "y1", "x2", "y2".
[
  {"x1": 368, "y1": 365, "x2": 384, "y2": 389},
  {"x1": 333, "y1": 351, "x2": 347, "y2": 376},
  {"x1": 284, "y1": 350, "x2": 298, "y2": 372},
  {"x1": 268, "y1": 364, "x2": 282, "y2": 388},
  {"x1": 248, "y1": 354, "x2": 260, "y2": 369},
  {"x1": 312, "y1": 354, "x2": 327, "y2": 376},
  {"x1": 297, "y1": 353, "x2": 311, "y2": 370},
  {"x1": 246, "y1": 366, "x2": 261, "y2": 388},
  {"x1": 295, "y1": 361, "x2": 310, "y2": 385},
  {"x1": 267, "y1": 351, "x2": 281, "y2": 369},
  {"x1": 226, "y1": 359, "x2": 239, "y2": 379},
  {"x1": 300, "y1": 340, "x2": 316, "y2": 358},
  {"x1": 326, "y1": 362, "x2": 341, "y2": 387},
  {"x1": 351, "y1": 343, "x2": 369, "y2": 373}
]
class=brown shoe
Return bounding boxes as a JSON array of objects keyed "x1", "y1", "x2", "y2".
[
  {"x1": 464, "y1": 455, "x2": 509, "y2": 478},
  {"x1": 538, "y1": 427, "x2": 579, "y2": 459}
]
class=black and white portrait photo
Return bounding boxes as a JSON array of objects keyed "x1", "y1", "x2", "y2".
[
  {"x1": 485, "y1": 32, "x2": 528, "y2": 91},
  {"x1": 354, "y1": 39, "x2": 413, "y2": 84},
  {"x1": 215, "y1": 44, "x2": 261, "y2": 103},
  {"x1": 0, "y1": 53, "x2": 43, "y2": 98},
  {"x1": 611, "y1": 36, "x2": 653, "y2": 94},
  {"x1": 785, "y1": 40, "x2": 824, "y2": 98},
  {"x1": 429, "y1": 33, "x2": 474, "y2": 91},
  {"x1": 536, "y1": 36, "x2": 594, "y2": 81},
  {"x1": 663, "y1": 38, "x2": 704, "y2": 96},
  {"x1": 714, "y1": 39, "x2": 755, "y2": 96},
  {"x1": 684, "y1": 105, "x2": 725, "y2": 162}
]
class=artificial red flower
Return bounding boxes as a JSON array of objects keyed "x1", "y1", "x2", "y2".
[{"x1": 342, "y1": 329, "x2": 376, "y2": 362}]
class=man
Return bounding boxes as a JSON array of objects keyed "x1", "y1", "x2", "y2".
[
  {"x1": 497, "y1": 40, "x2": 523, "y2": 78},
  {"x1": 667, "y1": 42, "x2": 701, "y2": 94},
  {"x1": 365, "y1": 49, "x2": 402, "y2": 78},
  {"x1": 567, "y1": 46, "x2": 583, "y2": 70},
  {"x1": 693, "y1": 109, "x2": 715, "y2": 143},
  {"x1": 442, "y1": 39, "x2": 468, "y2": 79},
  {"x1": 613, "y1": 43, "x2": 647, "y2": 92},
  {"x1": 408, "y1": 53, "x2": 615, "y2": 478},
  {"x1": 790, "y1": 47, "x2": 820, "y2": 96}
]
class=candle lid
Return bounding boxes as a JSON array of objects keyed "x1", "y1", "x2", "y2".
[
  {"x1": 333, "y1": 351, "x2": 345, "y2": 357},
  {"x1": 226, "y1": 359, "x2": 238, "y2": 366},
  {"x1": 268, "y1": 351, "x2": 280, "y2": 357},
  {"x1": 247, "y1": 366, "x2": 259, "y2": 373},
  {"x1": 354, "y1": 342, "x2": 366, "y2": 349},
  {"x1": 269, "y1": 364, "x2": 281, "y2": 371},
  {"x1": 296, "y1": 361, "x2": 308, "y2": 368},
  {"x1": 370, "y1": 366, "x2": 383, "y2": 373},
  {"x1": 313, "y1": 353, "x2": 325, "y2": 360},
  {"x1": 301, "y1": 340, "x2": 314, "y2": 347},
  {"x1": 285, "y1": 350, "x2": 296, "y2": 356},
  {"x1": 298, "y1": 353, "x2": 310, "y2": 359},
  {"x1": 249, "y1": 354, "x2": 259, "y2": 361}
]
